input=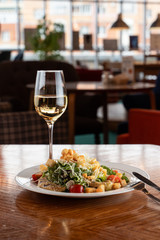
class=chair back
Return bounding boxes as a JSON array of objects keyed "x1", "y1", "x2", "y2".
[
  {"x1": 76, "y1": 68, "x2": 103, "y2": 81},
  {"x1": 0, "y1": 51, "x2": 11, "y2": 62},
  {"x1": 0, "y1": 111, "x2": 69, "y2": 144},
  {"x1": 117, "y1": 109, "x2": 160, "y2": 145},
  {"x1": 0, "y1": 60, "x2": 78, "y2": 111}
]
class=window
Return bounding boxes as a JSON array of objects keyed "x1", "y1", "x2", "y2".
[
  {"x1": 0, "y1": 0, "x2": 159, "y2": 66},
  {"x1": 34, "y1": 9, "x2": 44, "y2": 20},
  {"x1": 98, "y1": 5, "x2": 106, "y2": 14},
  {"x1": 146, "y1": 9, "x2": 152, "y2": 18},
  {"x1": 34, "y1": 8, "x2": 44, "y2": 20},
  {"x1": 123, "y1": 3, "x2": 136, "y2": 14},
  {"x1": 49, "y1": 2, "x2": 69, "y2": 15},
  {"x1": 1, "y1": 31, "x2": 10, "y2": 42},
  {"x1": 80, "y1": 26, "x2": 89, "y2": 36},
  {"x1": 98, "y1": 26, "x2": 106, "y2": 36},
  {"x1": 72, "y1": 4, "x2": 91, "y2": 15},
  {"x1": 0, "y1": 9, "x2": 17, "y2": 23}
]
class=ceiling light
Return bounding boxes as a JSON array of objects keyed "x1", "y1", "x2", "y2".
[
  {"x1": 110, "y1": 13, "x2": 129, "y2": 30},
  {"x1": 150, "y1": 14, "x2": 160, "y2": 28}
]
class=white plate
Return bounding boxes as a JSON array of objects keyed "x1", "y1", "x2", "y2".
[{"x1": 15, "y1": 162, "x2": 150, "y2": 198}]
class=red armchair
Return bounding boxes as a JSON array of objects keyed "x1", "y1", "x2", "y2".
[{"x1": 117, "y1": 109, "x2": 160, "y2": 145}]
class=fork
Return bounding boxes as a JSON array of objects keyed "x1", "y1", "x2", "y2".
[{"x1": 131, "y1": 182, "x2": 160, "y2": 204}]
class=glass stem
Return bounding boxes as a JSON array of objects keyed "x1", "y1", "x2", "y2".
[{"x1": 47, "y1": 122, "x2": 54, "y2": 159}]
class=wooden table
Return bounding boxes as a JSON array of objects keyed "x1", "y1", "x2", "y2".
[
  {"x1": 66, "y1": 82, "x2": 156, "y2": 143},
  {"x1": 0, "y1": 144, "x2": 160, "y2": 240}
]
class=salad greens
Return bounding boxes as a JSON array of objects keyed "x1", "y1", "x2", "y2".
[
  {"x1": 101, "y1": 165, "x2": 117, "y2": 175},
  {"x1": 121, "y1": 173, "x2": 129, "y2": 183},
  {"x1": 42, "y1": 160, "x2": 91, "y2": 187},
  {"x1": 96, "y1": 173, "x2": 107, "y2": 182},
  {"x1": 101, "y1": 165, "x2": 129, "y2": 183},
  {"x1": 40, "y1": 159, "x2": 129, "y2": 191}
]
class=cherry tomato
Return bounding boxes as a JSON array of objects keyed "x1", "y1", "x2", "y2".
[
  {"x1": 107, "y1": 175, "x2": 120, "y2": 183},
  {"x1": 113, "y1": 170, "x2": 118, "y2": 174},
  {"x1": 32, "y1": 172, "x2": 42, "y2": 182},
  {"x1": 69, "y1": 184, "x2": 84, "y2": 193}
]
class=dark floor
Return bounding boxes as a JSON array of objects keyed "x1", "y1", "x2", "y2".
[{"x1": 75, "y1": 131, "x2": 117, "y2": 144}]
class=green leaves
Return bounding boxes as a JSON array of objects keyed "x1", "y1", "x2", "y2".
[
  {"x1": 96, "y1": 174, "x2": 107, "y2": 182},
  {"x1": 43, "y1": 160, "x2": 89, "y2": 187},
  {"x1": 121, "y1": 173, "x2": 129, "y2": 183},
  {"x1": 101, "y1": 165, "x2": 116, "y2": 175},
  {"x1": 101, "y1": 165, "x2": 129, "y2": 183},
  {"x1": 30, "y1": 18, "x2": 64, "y2": 60}
]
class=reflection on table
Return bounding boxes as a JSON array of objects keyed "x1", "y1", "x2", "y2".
[{"x1": 0, "y1": 144, "x2": 160, "y2": 240}]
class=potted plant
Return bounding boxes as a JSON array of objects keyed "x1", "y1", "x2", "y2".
[{"x1": 31, "y1": 17, "x2": 64, "y2": 60}]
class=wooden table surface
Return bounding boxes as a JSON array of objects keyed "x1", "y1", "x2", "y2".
[
  {"x1": 0, "y1": 144, "x2": 160, "y2": 240},
  {"x1": 66, "y1": 81, "x2": 155, "y2": 93}
]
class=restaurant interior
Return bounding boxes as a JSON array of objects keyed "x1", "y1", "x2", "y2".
[
  {"x1": 0, "y1": 0, "x2": 160, "y2": 145},
  {"x1": 1, "y1": 2, "x2": 160, "y2": 240}
]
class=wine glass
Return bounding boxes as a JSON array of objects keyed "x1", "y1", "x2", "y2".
[{"x1": 34, "y1": 70, "x2": 68, "y2": 159}]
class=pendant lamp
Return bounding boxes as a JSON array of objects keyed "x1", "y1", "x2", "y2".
[
  {"x1": 150, "y1": 14, "x2": 160, "y2": 29},
  {"x1": 110, "y1": 13, "x2": 129, "y2": 30}
]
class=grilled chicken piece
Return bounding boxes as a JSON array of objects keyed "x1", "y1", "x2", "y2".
[
  {"x1": 38, "y1": 177, "x2": 66, "y2": 192},
  {"x1": 89, "y1": 181, "x2": 106, "y2": 188}
]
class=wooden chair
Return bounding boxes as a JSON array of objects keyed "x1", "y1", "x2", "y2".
[{"x1": 117, "y1": 109, "x2": 160, "y2": 145}]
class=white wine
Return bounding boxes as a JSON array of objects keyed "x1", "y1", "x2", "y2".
[{"x1": 34, "y1": 95, "x2": 68, "y2": 123}]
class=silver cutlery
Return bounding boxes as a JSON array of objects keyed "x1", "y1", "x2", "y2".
[
  {"x1": 132, "y1": 172, "x2": 160, "y2": 192},
  {"x1": 131, "y1": 181, "x2": 160, "y2": 204}
]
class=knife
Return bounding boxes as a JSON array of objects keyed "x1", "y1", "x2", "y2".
[{"x1": 132, "y1": 172, "x2": 160, "y2": 192}]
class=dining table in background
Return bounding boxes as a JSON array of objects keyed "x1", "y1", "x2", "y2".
[
  {"x1": 66, "y1": 81, "x2": 156, "y2": 144},
  {"x1": 0, "y1": 144, "x2": 160, "y2": 240}
]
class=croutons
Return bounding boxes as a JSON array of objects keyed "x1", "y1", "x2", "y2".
[
  {"x1": 60, "y1": 148, "x2": 86, "y2": 166},
  {"x1": 85, "y1": 187, "x2": 96, "y2": 193},
  {"x1": 120, "y1": 179, "x2": 127, "y2": 187},
  {"x1": 89, "y1": 181, "x2": 105, "y2": 188},
  {"x1": 46, "y1": 158, "x2": 56, "y2": 167},
  {"x1": 96, "y1": 184, "x2": 105, "y2": 192},
  {"x1": 112, "y1": 183, "x2": 121, "y2": 190},
  {"x1": 105, "y1": 180, "x2": 113, "y2": 191},
  {"x1": 116, "y1": 172, "x2": 122, "y2": 178},
  {"x1": 39, "y1": 164, "x2": 48, "y2": 172}
]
